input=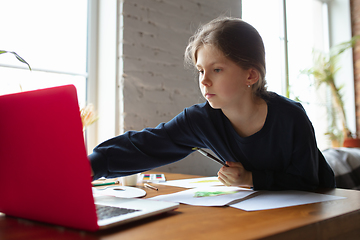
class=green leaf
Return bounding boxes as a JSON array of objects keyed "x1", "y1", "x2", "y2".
[{"x1": 0, "y1": 50, "x2": 31, "y2": 70}]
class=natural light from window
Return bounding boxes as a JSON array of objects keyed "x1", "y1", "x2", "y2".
[
  {"x1": 0, "y1": 0, "x2": 88, "y2": 107},
  {"x1": 242, "y1": 0, "x2": 330, "y2": 149}
]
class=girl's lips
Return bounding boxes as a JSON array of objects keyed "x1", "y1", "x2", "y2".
[{"x1": 205, "y1": 93, "x2": 215, "y2": 99}]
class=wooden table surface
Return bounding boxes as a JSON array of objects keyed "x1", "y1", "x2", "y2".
[{"x1": 1, "y1": 172, "x2": 360, "y2": 240}]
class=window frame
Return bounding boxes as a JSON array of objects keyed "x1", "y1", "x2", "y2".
[{"x1": 86, "y1": 0, "x2": 122, "y2": 153}]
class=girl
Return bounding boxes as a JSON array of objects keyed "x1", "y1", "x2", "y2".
[{"x1": 89, "y1": 17, "x2": 335, "y2": 190}]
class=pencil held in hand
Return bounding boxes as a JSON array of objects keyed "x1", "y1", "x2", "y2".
[{"x1": 192, "y1": 147, "x2": 229, "y2": 167}]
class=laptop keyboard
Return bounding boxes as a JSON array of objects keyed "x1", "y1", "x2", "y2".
[{"x1": 95, "y1": 204, "x2": 141, "y2": 220}]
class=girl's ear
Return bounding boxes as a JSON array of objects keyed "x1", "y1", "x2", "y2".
[{"x1": 246, "y1": 68, "x2": 260, "y2": 86}]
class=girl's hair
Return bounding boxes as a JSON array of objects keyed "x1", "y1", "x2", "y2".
[{"x1": 185, "y1": 17, "x2": 268, "y2": 98}]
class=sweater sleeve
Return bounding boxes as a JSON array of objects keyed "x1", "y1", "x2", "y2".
[{"x1": 88, "y1": 106, "x2": 205, "y2": 180}]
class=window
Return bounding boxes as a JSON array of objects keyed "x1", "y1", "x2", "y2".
[
  {"x1": 0, "y1": 0, "x2": 121, "y2": 153},
  {"x1": 242, "y1": 0, "x2": 354, "y2": 150},
  {"x1": 0, "y1": 0, "x2": 88, "y2": 107}
]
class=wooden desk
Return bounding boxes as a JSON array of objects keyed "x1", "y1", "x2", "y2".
[{"x1": 1, "y1": 172, "x2": 360, "y2": 240}]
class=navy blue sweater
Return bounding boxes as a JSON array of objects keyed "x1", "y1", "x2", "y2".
[{"x1": 89, "y1": 92, "x2": 335, "y2": 190}]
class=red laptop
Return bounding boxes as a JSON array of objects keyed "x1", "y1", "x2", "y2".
[{"x1": 0, "y1": 85, "x2": 178, "y2": 231}]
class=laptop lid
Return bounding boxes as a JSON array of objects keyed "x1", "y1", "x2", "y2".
[
  {"x1": 0, "y1": 85, "x2": 98, "y2": 231},
  {"x1": 0, "y1": 85, "x2": 179, "y2": 231}
]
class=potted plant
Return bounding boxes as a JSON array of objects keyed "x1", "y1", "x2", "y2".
[{"x1": 303, "y1": 35, "x2": 360, "y2": 147}]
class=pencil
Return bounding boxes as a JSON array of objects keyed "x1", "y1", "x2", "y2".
[
  {"x1": 92, "y1": 181, "x2": 119, "y2": 187},
  {"x1": 192, "y1": 147, "x2": 229, "y2": 167},
  {"x1": 144, "y1": 183, "x2": 158, "y2": 191}
]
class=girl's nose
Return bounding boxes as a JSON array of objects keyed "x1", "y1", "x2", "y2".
[{"x1": 200, "y1": 72, "x2": 212, "y2": 86}]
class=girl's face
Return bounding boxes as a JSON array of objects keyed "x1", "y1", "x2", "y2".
[{"x1": 196, "y1": 45, "x2": 252, "y2": 110}]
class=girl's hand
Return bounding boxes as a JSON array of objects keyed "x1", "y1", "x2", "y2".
[{"x1": 217, "y1": 161, "x2": 253, "y2": 188}]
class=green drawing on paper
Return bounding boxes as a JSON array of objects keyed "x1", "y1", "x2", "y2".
[{"x1": 194, "y1": 190, "x2": 239, "y2": 198}]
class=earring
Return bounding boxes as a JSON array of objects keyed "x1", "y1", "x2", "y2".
[{"x1": 248, "y1": 84, "x2": 250, "y2": 88}]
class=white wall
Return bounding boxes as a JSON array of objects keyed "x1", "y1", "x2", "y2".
[{"x1": 120, "y1": 0, "x2": 242, "y2": 176}]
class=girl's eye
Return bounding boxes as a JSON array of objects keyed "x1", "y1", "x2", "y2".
[{"x1": 214, "y1": 69, "x2": 221, "y2": 73}]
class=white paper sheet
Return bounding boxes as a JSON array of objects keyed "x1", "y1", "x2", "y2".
[
  {"x1": 158, "y1": 177, "x2": 224, "y2": 188},
  {"x1": 230, "y1": 190, "x2": 346, "y2": 211},
  {"x1": 150, "y1": 186, "x2": 256, "y2": 206}
]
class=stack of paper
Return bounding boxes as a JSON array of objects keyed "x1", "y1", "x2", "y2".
[{"x1": 152, "y1": 177, "x2": 346, "y2": 211}]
